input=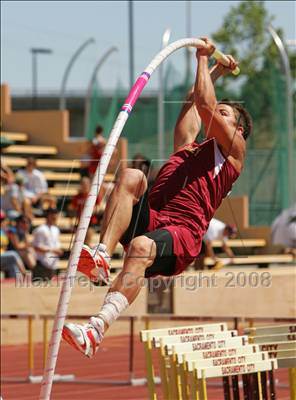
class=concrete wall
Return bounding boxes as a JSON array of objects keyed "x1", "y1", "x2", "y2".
[
  {"x1": 173, "y1": 268, "x2": 296, "y2": 319},
  {"x1": 1, "y1": 83, "x2": 128, "y2": 169},
  {"x1": 214, "y1": 195, "x2": 249, "y2": 230},
  {"x1": 1, "y1": 83, "x2": 11, "y2": 120}
]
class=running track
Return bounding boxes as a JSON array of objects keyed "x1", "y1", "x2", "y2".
[{"x1": 1, "y1": 335, "x2": 291, "y2": 399}]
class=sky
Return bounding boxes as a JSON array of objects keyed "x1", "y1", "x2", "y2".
[{"x1": 1, "y1": 1, "x2": 295, "y2": 94}]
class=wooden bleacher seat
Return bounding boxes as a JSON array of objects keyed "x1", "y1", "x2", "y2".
[
  {"x1": 2, "y1": 157, "x2": 116, "y2": 181},
  {"x1": 49, "y1": 172, "x2": 115, "y2": 183},
  {"x1": 204, "y1": 254, "x2": 294, "y2": 267},
  {"x1": 43, "y1": 171, "x2": 81, "y2": 182},
  {"x1": 0, "y1": 132, "x2": 28, "y2": 142},
  {"x1": 32, "y1": 216, "x2": 74, "y2": 230},
  {"x1": 48, "y1": 187, "x2": 78, "y2": 196},
  {"x1": 2, "y1": 157, "x2": 81, "y2": 169},
  {"x1": 44, "y1": 171, "x2": 115, "y2": 183},
  {"x1": 3, "y1": 145, "x2": 58, "y2": 156},
  {"x1": 211, "y1": 239, "x2": 266, "y2": 248}
]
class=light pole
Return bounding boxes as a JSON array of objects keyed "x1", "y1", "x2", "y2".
[
  {"x1": 59, "y1": 38, "x2": 95, "y2": 110},
  {"x1": 158, "y1": 28, "x2": 171, "y2": 161},
  {"x1": 268, "y1": 25, "x2": 295, "y2": 207},
  {"x1": 128, "y1": 0, "x2": 134, "y2": 88},
  {"x1": 30, "y1": 48, "x2": 53, "y2": 109},
  {"x1": 84, "y1": 46, "x2": 118, "y2": 137},
  {"x1": 185, "y1": 0, "x2": 192, "y2": 79}
]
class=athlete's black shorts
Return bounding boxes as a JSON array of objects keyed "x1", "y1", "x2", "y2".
[{"x1": 120, "y1": 191, "x2": 176, "y2": 277}]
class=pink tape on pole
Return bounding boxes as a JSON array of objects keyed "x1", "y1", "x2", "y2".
[{"x1": 121, "y1": 72, "x2": 151, "y2": 113}]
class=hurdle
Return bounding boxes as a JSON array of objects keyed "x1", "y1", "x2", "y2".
[
  {"x1": 164, "y1": 333, "x2": 251, "y2": 400},
  {"x1": 140, "y1": 321, "x2": 285, "y2": 400},
  {"x1": 141, "y1": 322, "x2": 229, "y2": 399},
  {"x1": 188, "y1": 358, "x2": 277, "y2": 400},
  {"x1": 245, "y1": 324, "x2": 296, "y2": 399},
  {"x1": 166, "y1": 334, "x2": 261, "y2": 400},
  {"x1": 1, "y1": 313, "x2": 36, "y2": 383}
]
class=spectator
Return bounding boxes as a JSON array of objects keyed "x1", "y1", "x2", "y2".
[
  {"x1": 1, "y1": 174, "x2": 33, "y2": 220},
  {"x1": 7, "y1": 215, "x2": 36, "y2": 270},
  {"x1": 271, "y1": 204, "x2": 296, "y2": 256},
  {"x1": 92, "y1": 125, "x2": 106, "y2": 147},
  {"x1": 195, "y1": 218, "x2": 237, "y2": 269},
  {"x1": 32, "y1": 208, "x2": 63, "y2": 280},
  {"x1": 1, "y1": 162, "x2": 14, "y2": 185},
  {"x1": 0, "y1": 210, "x2": 26, "y2": 278},
  {"x1": 68, "y1": 176, "x2": 105, "y2": 226},
  {"x1": 87, "y1": 125, "x2": 107, "y2": 176},
  {"x1": 17, "y1": 157, "x2": 48, "y2": 207}
]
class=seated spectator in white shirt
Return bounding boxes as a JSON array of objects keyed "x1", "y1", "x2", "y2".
[
  {"x1": 198, "y1": 218, "x2": 237, "y2": 269},
  {"x1": 1, "y1": 174, "x2": 33, "y2": 220},
  {"x1": 18, "y1": 157, "x2": 48, "y2": 207},
  {"x1": 271, "y1": 204, "x2": 296, "y2": 256},
  {"x1": 32, "y1": 208, "x2": 63, "y2": 280}
]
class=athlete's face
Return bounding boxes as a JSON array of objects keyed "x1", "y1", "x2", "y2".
[{"x1": 217, "y1": 104, "x2": 244, "y2": 136}]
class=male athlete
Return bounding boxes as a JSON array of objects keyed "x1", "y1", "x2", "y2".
[{"x1": 62, "y1": 38, "x2": 252, "y2": 357}]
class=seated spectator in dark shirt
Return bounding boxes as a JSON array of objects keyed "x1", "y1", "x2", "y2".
[
  {"x1": 7, "y1": 215, "x2": 36, "y2": 270},
  {"x1": 0, "y1": 210, "x2": 26, "y2": 278}
]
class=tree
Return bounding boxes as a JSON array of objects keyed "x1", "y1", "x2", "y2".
[
  {"x1": 212, "y1": 1, "x2": 294, "y2": 149},
  {"x1": 212, "y1": 1, "x2": 274, "y2": 77}
]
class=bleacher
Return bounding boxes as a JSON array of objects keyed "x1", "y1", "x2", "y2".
[
  {"x1": 1, "y1": 129, "x2": 116, "y2": 201},
  {"x1": 1, "y1": 128, "x2": 121, "y2": 275},
  {"x1": 1, "y1": 126, "x2": 295, "y2": 279}
]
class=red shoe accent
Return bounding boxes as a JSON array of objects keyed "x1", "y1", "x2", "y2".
[
  {"x1": 87, "y1": 329, "x2": 97, "y2": 350},
  {"x1": 62, "y1": 326, "x2": 84, "y2": 353},
  {"x1": 77, "y1": 245, "x2": 110, "y2": 283}
]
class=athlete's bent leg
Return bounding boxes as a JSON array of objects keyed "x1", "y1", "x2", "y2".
[
  {"x1": 77, "y1": 168, "x2": 147, "y2": 283},
  {"x1": 63, "y1": 235, "x2": 156, "y2": 357},
  {"x1": 100, "y1": 168, "x2": 147, "y2": 255}
]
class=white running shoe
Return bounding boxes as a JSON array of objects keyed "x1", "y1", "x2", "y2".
[
  {"x1": 62, "y1": 321, "x2": 103, "y2": 358},
  {"x1": 77, "y1": 244, "x2": 111, "y2": 284}
]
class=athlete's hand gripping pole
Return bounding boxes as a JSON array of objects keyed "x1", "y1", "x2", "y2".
[{"x1": 212, "y1": 49, "x2": 240, "y2": 75}]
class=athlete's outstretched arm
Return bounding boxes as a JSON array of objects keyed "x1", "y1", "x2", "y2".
[
  {"x1": 174, "y1": 62, "x2": 232, "y2": 153},
  {"x1": 194, "y1": 38, "x2": 244, "y2": 161},
  {"x1": 174, "y1": 87, "x2": 200, "y2": 152}
]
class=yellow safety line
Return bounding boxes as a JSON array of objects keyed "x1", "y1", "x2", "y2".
[
  {"x1": 43, "y1": 317, "x2": 49, "y2": 368},
  {"x1": 28, "y1": 316, "x2": 34, "y2": 376}
]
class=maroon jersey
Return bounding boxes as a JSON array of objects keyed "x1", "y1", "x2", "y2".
[{"x1": 147, "y1": 138, "x2": 240, "y2": 273}]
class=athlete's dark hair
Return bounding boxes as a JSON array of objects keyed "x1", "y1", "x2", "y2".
[{"x1": 219, "y1": 99, "x2": 253, "y2": 140}]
